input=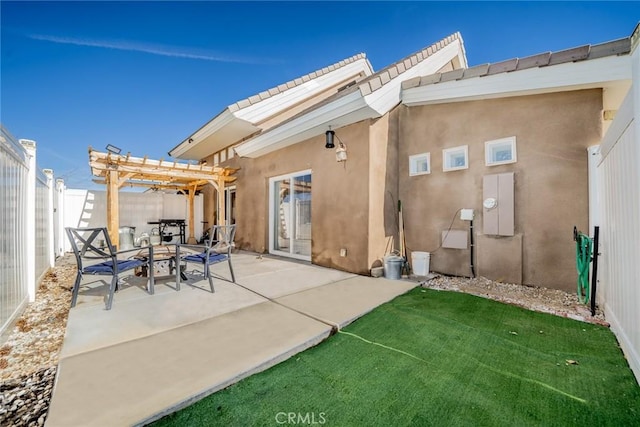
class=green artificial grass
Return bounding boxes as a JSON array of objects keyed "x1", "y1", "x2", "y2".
[{"x1": 152, "y1": 288, "x2": 640, "y2": 426}]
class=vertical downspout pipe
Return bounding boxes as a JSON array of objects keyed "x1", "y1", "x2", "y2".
[
  {"x1": 470, "y1": 219, "x2": 476, "y2": 278},
  {"x1": 590, "y1": 226, "x2": 600, "y2": 316}
]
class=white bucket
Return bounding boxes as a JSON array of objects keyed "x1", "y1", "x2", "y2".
[{"x1": 411, "y1": 251, "x2": 430, "y2": 276}]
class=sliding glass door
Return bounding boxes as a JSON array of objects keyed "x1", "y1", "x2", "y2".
[{"x1": 269, "y1": 170, "x2": 311, "y2": 260}]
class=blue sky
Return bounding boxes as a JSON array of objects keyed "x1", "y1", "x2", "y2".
[{"x1": 1, "y1": 1, "x2": 638, "y2": 189}]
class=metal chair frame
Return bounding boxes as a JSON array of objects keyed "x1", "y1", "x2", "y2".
[
  {"x1": 65, "y1": 227, "x2": 154, "y2": 310},
  {"x1": 178, "y1": 225, "x2": 236, "y2": 293}
]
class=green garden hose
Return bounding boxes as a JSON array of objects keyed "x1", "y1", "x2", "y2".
[{"x1": 574, "y1": 229, "x2": 593, "y2": 304}]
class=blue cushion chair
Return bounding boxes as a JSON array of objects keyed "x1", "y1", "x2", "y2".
[
  {"x1": 178, "y1": 225, "x2": 236, "y2": 293},
  {"x1": 65, "y1": 227, "x2": 154, "y2": 310}
]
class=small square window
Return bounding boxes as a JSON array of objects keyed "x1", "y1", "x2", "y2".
[
  {"x1": 443, "y1": 145, "x2": 468, "y2": 172},
  {"x1": 409, "y1": 153, "x2": 431, "y2": 176},
  {"x1": 485, "y1": 137, "x2": 516, "y2": 166}
]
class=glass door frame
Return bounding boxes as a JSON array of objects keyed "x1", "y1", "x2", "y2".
[{"x1": 268, "y1": 169, "x2": 312, "y2": 261}]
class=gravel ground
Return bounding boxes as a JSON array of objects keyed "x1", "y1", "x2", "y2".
[{"x1": 0, "y1": 259, "x2": 606, "y2": 426}]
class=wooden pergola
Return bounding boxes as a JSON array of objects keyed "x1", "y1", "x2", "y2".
[{"x1": 88, "y1": 147, "x2": 237, "y2": 248}]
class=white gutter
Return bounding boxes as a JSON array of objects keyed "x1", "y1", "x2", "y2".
[{"x1": 402, "y1": 54, "x2": 632, "y2": 106}]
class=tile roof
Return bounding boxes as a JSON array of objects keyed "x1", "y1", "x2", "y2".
[
  {"x1": 227, "y1": 53, "x2": 369, "y2": 113},
  {"x1": 357, "y1": 32, "x2": 463, "y2": 96},
  {"x1": 265, "y1": 32, "x2": 466, "y2": 125},
  {"x1": 403, "y1": 37, "x2": 631, "y2": 90}
]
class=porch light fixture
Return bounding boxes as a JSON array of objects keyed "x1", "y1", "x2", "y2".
[
  {"x1": 325, "y1": 126, "x2": 348, "y2": 162},
  {"x1": 325, "y1": 128, "x2": 335, "y2": 149},
  {"x1": 106, "y1": 144, "x2": 122, "y2": 155}
]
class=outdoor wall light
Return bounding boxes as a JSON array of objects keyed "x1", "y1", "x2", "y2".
[
  {"x1": 325, "y1": 126, "x2": 348, "y2": 162},
  {"x1": 106, "y1": 144, "x2": 122, "y2": 155},
  {"x1": 325, "y1": 129, "x2": 335, "y2": 149}
]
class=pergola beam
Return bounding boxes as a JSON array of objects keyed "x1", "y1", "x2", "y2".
[{"x1": 88, "y1": 147, "x2": 237, "y2": 248}]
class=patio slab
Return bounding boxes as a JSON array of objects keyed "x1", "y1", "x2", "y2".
[{"x1": 46, "y1": 253, "x2": 416, "y2": 426}]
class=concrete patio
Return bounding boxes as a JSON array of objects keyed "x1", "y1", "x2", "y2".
[{"x1": 46, "y1": 252, "x2": 416, "y2": 426}]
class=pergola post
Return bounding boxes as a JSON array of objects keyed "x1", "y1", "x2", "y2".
[
  {"x1": 187, "y1": 186, "x2": 197, "y2": 244},
  {"x1": 217, "y1": 175, "x2": 226, "y2": 226},
  {"x1": 106, "y1": 169, "x2": 120, "y2": 248}
]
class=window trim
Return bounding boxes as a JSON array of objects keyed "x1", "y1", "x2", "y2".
[
  {"x1": 485, "y1": 136, "x2": 517, "y2": 166},
  {"x1": 409, "y1": 152, "x2": 431, "y2": 176},
  {"x1": 442, "y1": 145, "x2": 469, "y2": 172}
]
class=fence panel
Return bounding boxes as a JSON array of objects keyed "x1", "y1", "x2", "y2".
[
  {"x1": 35, "y1": 169, "x2": 52, "y2": 282},
  {"x1": 0, "y1": 127, "x2": 29, "y2": 334},
  {"x1": 597, "y1": 87, "x2": 640, "y2": 384}
]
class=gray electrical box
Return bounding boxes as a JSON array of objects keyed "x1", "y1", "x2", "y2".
[{"x1": 483, "y1": 172, "x2": 515, "y2": 236}]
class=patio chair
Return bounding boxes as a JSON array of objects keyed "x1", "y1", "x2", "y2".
[
  {"x1": 65, "y1": 227, "x2": 154, "y2": 310},
  {"x1": 177, "y1": 224, "x2": 236, "y2": 293}
]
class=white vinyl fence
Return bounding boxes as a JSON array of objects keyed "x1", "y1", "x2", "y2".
[
  {"x1": 1, "y1": 127, "x2": 56, "y2": 336},
  {"x1": 0, "y1": 124, "x2": 204, "y2": 336},
  {"x1": 596, "y1": 32, "x2": 640, "y2": 384},
  {"x1": 62, "y1": 189, "x2": 204, "y2": 253}
]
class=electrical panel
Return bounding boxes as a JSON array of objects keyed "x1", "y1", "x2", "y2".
[{"x1": 483, "y1": 172, "x2": 514, "y2": 236}]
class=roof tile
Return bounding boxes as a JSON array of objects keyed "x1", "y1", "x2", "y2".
[
  {"x1": 463, "y1": 63, "x2": 490, "y2": 78},
  {"x1": 302, "y1": 75, "x2": 311, "y2": 82},
  {"x1": 410, "y1": 56, "x2": 418, "y2": 66},
  {"x1": 516, "y1": 52, "x2": 551, "y2": 70},
  {"x1": 379, "y1": 71, "x2": 391, "y2": 85},
  {"x1": 268, "y1": 88, "x2": 280, "y2": 96},
  {"x1": 388, "y1": 67, "x2": 399, "y2": 79},
  {"x1": 286, "y1": 81, "x2": 296, "y2": 89},
  {"x1": 397, "y1": 62, "x2": 406, "y2": 73},
  {"x1": 248, "y1": 95, "x2": 261, "y2": 104},
  {"x1": 259, "y1": 91, "x2": 271, "y2": 100},
  {"x1": 440, "y1": 68, "x2": 465, "y2": 82},
  {"x1": 228, "y1": 104, "x2": 239, "y2": 113},
  {"x1": 277, "y1": 84, "x2": 288, "y2": 92},
  {"x1": 488, "y1": 58, "x2": 518, "y2": 75},
  {"x1": 236, "y1": 99, "x2": 252, "y2": 109},
  {"x1": 359, "y1": 82, "x2": 372, "y2": 96},
  {"x1": 588, "y1": 38, "x2": 631, "y2": 59},
  {"x1": 417, "y1": 52, "x2": 424, "y2": 61},
  {"x1": 401, "y1": 76, "x2": 422, "y2": 90},
  {"x1": 548, "y1": 45, "x2": 590, "y2": 65},
  {"x1": 403, "y1": 58, "x2": 412, "y2": 69},
  {"x1": 419, "y1": 73, "x2": 442, "y2": 86},
  {"x1": 369, "y1": 76, "x2": 383, "y2": 91}
]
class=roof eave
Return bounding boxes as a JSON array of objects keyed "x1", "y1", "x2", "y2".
[
  {"x1": 402, "y1": 54, "x2": 632, "y2": 106},
  {"x1": 235, "y1": 37, "x2": 465, "y2": 158}
]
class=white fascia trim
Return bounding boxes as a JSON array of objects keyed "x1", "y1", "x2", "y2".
[
  {"x1": 235, "y1": 91, "x2": 371, "y2": 158},
  {"x1": 235, "y1": 59, "x2": 373, "y2": 124},
  {"x1": 403, "y1": 54, "x2": 632, "y2": 106},
  {"x1": 170, "y1": 108, "x2": 238, "y2": 157},
  {"x1": 365, "y1": 41, "x2": 464, "y2": 114}
]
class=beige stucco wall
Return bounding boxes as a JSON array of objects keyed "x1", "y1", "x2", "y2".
[
  {"x1": 399, "y1": 89, "x2": 603, "y2": 291},
  {"x1": 367, "y1": 109, "x2": 401, "y2": 269},
  {"x1": 225, "y1": 121, "x2": 373, "y2": 274}
]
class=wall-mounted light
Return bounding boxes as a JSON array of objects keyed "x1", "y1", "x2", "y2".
[
  {"x1": 325, "y1": 128, "x2": 335, "y2": 149},
  {"x1": 106, "y1": 144, "x2": 122, "y2": 155},
  {"x1": 325, "y1": 126, "x2": 347, "y2": 162}
]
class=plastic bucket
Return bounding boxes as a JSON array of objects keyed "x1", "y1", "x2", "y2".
[
  {"x1": 383, "y1": 255, "x2": 404, "y2": 280},
  {"x1": 118, "y1": 226, "x2": 135, "y2": 250},
  {"x1": 411, "y1": 251, "x2": 431, "y2": 276}
]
